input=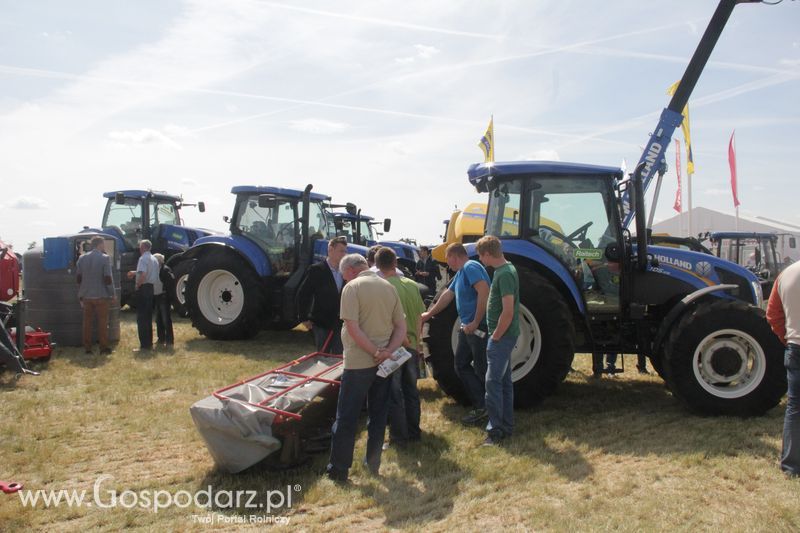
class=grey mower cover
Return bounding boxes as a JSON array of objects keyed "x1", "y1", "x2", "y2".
[{"x1": 190, "y1": 354, "x2": 343, "y2": 474}]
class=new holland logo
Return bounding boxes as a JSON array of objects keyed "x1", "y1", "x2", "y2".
[{"x1": 695, "y1": 261, "x2": 713, "y2": 277}]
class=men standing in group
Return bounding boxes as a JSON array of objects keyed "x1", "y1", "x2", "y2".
[
  {"x1": 421, "y1": 243, "x2": 490, "y2": 426},
  {"x1": 767, "y1": 259, "x2": 800, "y2": 477},
  {"x1": 76, "y1": 236, "x2": 115, "y2": 355},
  {"x1": 476, "y1": 235, "x2": 519, "y2": 446},
  {"x1": 415, "y1": 245, "x2": 440, "y2": 294},
  {"x1": 298, "y1": 237, "x2": 348, "y2": 354},
  {"x1": 327, "y1": 254, "x2": 407, "y2": 483},
  {"x1": 376, "y1": 247, "x2": 425, "y2": 446},
  {"x1": 127, "y1": 239, "x2": 159, "y2": 352}
]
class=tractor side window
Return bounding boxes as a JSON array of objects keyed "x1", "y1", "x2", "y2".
[
  {"x1": 531, "y1": 177, "x2": 620, "y2": 312},
  {"x1": 486, "y1": 182, "x2": 521, "y2": 237},
  {"x1": 307, "y1": 201, "x2": 327, "y2": 242},
  {"x1": 237, "y1": 196, "x2": 297, "y2": 275},
  {"x1": 104, "y1": 198, "x2": 143, "y2": 249},
  {"x1": 152, "y1": 202, "x2": 179, "y2": 227}
]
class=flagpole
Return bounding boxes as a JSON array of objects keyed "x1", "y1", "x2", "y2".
[{"x1": 687, "y1": 174, "x2": 692, "y2": 238}]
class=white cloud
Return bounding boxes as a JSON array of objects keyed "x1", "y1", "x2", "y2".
[
  {"x1": 8, "y1": 196, "x2": 49, "y2": 209},
  {"x1": 702, "y1": 188, "x2": 732, "y2": 197},
  {"x1": 107, "y1": 128, "x2": 182, "y2": 149},
  {"x1": 288, "y1": 119, "x2": 349, "y2": 135},
  {"x1": 181, "y1": 178, "x2": 199, "y2": 187},
  {"x1": 519, "y1": 149, "x2": 560, "y2": 161},
  {"x1": 395, "y1": 43, "x2": 441, "y2": 64}
]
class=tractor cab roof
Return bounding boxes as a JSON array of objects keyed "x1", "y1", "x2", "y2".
[
  {"x1": 468, "y1": 161, "x2": 624, "y2": 192},
  {"x1": 230, "y1": 186, "x2": 331, "y2": 203},
  {"x1": 710, "y1": 232, "x2": 778, "y2": 241},
  {"x1": 103, "y1": 190, "x2": 182, "y2": 203},
  {"x1": 331, "y1": 212, "x2": 374, "y2": 222}
]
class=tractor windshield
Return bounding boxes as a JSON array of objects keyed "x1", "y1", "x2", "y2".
[
  {"x1": 714, "y1": 236, "x2": 779, "y2": 278},
  {"x1": 235, "y1": 195, "x2": 298, "y2": 275},
  {"x1": 103, "y1": 197, "x2": 144, "y2": 250},
  {"x1": 486, "y1": 175, "x2": 622, "y2": 311}
]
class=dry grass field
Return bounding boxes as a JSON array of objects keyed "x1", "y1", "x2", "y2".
[{"x1": 2, "y1": 312, "x2": 800, "y2": 532}]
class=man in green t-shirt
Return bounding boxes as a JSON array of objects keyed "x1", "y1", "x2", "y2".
[
  {"x1": 376, "y1": 247, "x2": 426, "y2": 445},
  {"x1": 476, "y1": 235, "x2": 519, "y2": 446}
]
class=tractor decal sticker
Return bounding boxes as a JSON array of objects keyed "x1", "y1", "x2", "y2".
[
  {"x1": 695, "y1": 261, "x2": 713, "y2": 277},
  {"x1": 574, "y1": 249, "x2": 603, "y2": 260}
]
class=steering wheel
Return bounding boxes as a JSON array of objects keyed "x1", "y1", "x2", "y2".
[{"x1": 276, "y1": 224, "x2": 294, "y2": 242}]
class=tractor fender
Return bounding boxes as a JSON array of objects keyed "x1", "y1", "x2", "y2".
[
  {"x1": 652, "y1": 283, "x2": 739, "y2": 357},
  {"x1": 180, "y1": 236, "x2": 271, "y2": 277}
]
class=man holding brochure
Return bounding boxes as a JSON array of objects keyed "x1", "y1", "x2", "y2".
[{"x1": 326, "y1": 253, "x2": 407, "y2": 483}]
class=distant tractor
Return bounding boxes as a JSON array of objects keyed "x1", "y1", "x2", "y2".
[
  {"x1": 707, "y1": 231, "x2": 796, "y2": 296},
  {"x1": 179, "y1": 185, "x2": 367, "y2": 340},
  {"x1": 329, "y1": 210, "x2": 420, "y2": 273},
  {"x1": 425, "y1": 0, "x2": 785, "y2": 416},
  {"x1": 83, "y1": 190, "x2": 211, "y2": 312}
]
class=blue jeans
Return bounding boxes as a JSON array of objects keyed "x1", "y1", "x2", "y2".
[
  {"x1": 485, "y1": 335, "x2": 515, "y2": 439},
  {"x1": 327, "y1": 367, "x2": 391, "y2": 479},
  {"x1": 388, "y1": 351, "x2": 421, "y2": 442},
  {"x1": 782, "y1": 344, "x2": 800, "y2": 475},
  {"x1": 454, "y1": 330, "x2": 488, "y2": 409},
  {"x1": 154, "y1": 293, "x2": 174, "y2": 345},
  {"x1": 312, "y1": 324, "x2": 343, "y2": 355}
]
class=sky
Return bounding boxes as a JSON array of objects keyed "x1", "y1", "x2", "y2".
[{"x1": 0, "y1": 0, "x2": 798, "y2": 250}]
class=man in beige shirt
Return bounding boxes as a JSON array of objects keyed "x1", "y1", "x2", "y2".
[{"x1": 327, "y1": 253, "x2": 406, "y2": 483}]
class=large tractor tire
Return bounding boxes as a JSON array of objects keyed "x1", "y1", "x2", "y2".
[
  {"x1": 425, "y1": 299, "x2": 470, "y2": 406},
  {"x1": 185, "y1": 249, "x2": 264, "y2": 340},
  {"x1": 425, "y1": 269, "x2": 575, "y2": 408},
  {"x1": 663, "y1": 299, "x2": 786, "y2": 416},
  {"x1": 170, "y1": 260, "x2": 193, "y2": 318}
]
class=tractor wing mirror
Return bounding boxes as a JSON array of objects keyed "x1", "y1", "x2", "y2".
[
  {"x1": 345, "y1": 203, "x2": 358, "y2": 216},
  {"x1": 383, "y1": 218, "x2": 392, "y2": 233},
  {"x1": 114, "y1": 192, "x2": 125, "y2": 205},
  {"x1": 790, "y1": 237, "x2": 796, "y2": 249},
  {"x1": 198, "y1": 201, "x2": 206, "y2": 213}
]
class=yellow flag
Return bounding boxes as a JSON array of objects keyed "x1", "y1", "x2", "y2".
[
  {"x1": 667, "y1": 81, "x2": 695, "y2": 176},
  {"x1": 478, "y1": 116, "x2": 494, "y2": 163}
]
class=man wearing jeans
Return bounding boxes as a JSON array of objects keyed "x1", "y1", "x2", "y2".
[
  {"x1": 767, "y1": 260, "x2": 800, "y2": 476},
  {"x1": 476, "y1": 235, "x2": 519, "y2": 446},
  {"x1": 326, "y1": 254, "x2": 407, "y2": 483},
  {"x1": 377, "y1": 247, "x2": 425, "y2": 446},
  {"x1": 421, "y1": 243, "x2": 490, "y2": 425}
]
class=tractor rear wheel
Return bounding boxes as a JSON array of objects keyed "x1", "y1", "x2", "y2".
[
  {"x1": 170, "y1": 260, "x2": 193, "y2": 318},
  {"x1": 185, "y1": 249, "x2": 264, "y2": 340},
  {"x1": 663, "y1": 299, "x2": 785, "y2": 416},
  {"x1": 425, "y1": 269, "x2": 575, "y2": 408}
]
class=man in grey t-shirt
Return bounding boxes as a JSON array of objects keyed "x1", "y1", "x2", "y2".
[
  {"x1": 76, "y1": 236, "x2": 114, "y2": 355},
  {"x1": 127, "y1": 239, "x2": 159, "y2": 351}
]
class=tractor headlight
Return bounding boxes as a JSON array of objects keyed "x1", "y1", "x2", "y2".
[{"x1": 751, "y1": 280, "x2": 764, "y2": 308}]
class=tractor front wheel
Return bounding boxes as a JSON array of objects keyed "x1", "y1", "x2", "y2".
[{"x1": 185, "y1": 250, "x2": 264, "y2": 340}]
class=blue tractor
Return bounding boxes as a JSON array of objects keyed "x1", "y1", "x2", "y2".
[
  {"x1": 425, "y1": 0, "x2": 785, "y2": 416},
  {"x1": 84, "y1": 190, "x2": 212, "y2": 310},
  {"x1": 178, "y1": 185, "x2": 367, "y2": 340},
  {"x1": 706, "y1": 232, "x2": 795, "y2": 297},
  {"x1": 329, "y1": 210, "x2": 420, "y2": 274}
]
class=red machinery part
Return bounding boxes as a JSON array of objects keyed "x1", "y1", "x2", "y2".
[
  {"x1": 0, "y1": 481, "x2": 23, "y2": 494},
  {"x1": 0, "y1": 241, "x2": 20, "y2": 302},
  {"x1": 10, "y1": 327, "x2": 53, "y2": 360}
]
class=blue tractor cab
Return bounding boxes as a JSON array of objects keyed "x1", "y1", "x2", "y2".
[
  {"x1": 179, "y1": 185, "x2": 367, "y2": 340},
  {"x1": 84, "y1": 189, "x2": 212, "y2": 308},
  {"x1": 707, "y1": 231, "x2": 795, "y2": 296}
]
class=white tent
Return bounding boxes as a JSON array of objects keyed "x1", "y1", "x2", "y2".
[{"x1": 652, "y1": 206, "x2": 800, "y2": 262}]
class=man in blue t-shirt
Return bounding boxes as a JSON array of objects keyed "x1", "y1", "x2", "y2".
[{"x1": 421, "y1": 243, "x2": 490, "y2": 425}]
